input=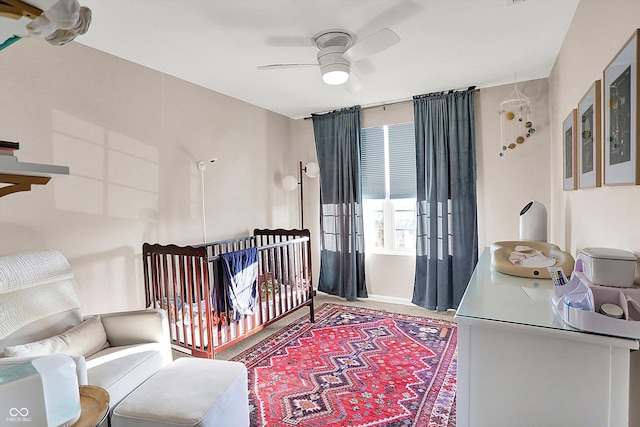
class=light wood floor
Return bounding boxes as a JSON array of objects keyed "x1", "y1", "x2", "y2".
[{"x1": 172, "y1": 292, "x2": 456, "y2": 361}]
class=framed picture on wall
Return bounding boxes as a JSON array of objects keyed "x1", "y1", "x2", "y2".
[
  {"x1": 603, "y1": 28, "x2": 639, "y2": 185},
  {"x1": 563, "y1": 109, "x2": 578, "y2": 191},
  {"x1": 578, "y1": 80, "x2": 602, "y2": 189}
]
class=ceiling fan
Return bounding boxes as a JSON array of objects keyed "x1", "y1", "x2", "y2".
[{"x1": 257, "y1": 28, "x2": 401, "y2": 91}]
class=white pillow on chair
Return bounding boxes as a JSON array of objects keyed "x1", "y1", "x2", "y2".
[{"x1": 4, "y1": 315, "x2": 109, "y2": 358}]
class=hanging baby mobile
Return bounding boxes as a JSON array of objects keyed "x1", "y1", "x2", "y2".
[{"x1": 498, "y1": 82, "x2": 536, "y2": 157}]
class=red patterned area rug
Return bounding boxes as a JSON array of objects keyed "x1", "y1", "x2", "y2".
[{"x1": 231, "y1": 303, "x2": 457, "y2": 427}]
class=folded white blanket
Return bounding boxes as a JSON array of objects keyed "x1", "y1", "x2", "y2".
[
  {"x1": 0, "y1": 279, "x2": 81, "y2": 339},
  {"x1": 0, "y1": 249, "x2": 73, "y2": 294},
  {"x1": 0, "y1": 249, "x2": 80, "y2": 339},
  {"x1": 509, "y1": 245, "x2": 557, "y2": 268}
]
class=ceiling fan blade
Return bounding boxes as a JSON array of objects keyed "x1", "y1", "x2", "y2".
[
  {"x1": 357, "y1": 1, "x2": 423, "y2": 37},
  {"x1": 257, "y1": 63, "x2": 318, "y2": 70},
  {"x1": 342, "y1": 28, "x2": 400, "y2": 62},
  {"x1": 344, "y1": 72, "x2": 363, "y2": 94}
]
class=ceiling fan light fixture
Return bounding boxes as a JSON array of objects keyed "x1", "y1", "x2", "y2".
[
  {"x1": 317, "y1": 44, "x2": 350, "y2": 85},
  {"x1": 258, "y1": 28, "x2": 401, "y2": 90},
  {"x1": 321, "y1": 65, "x2": 350, "y2": 85}
]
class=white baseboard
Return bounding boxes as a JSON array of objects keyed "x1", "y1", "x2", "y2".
[
  {"x1": 366, "y1": 294, "x2": 414, "y2": 306},
  {"x1": 315, "y1": 290, "x2": 456, "y2": 313},
  {"x1": 315, "y1": 289, "x2": 413, "y2": 306}
]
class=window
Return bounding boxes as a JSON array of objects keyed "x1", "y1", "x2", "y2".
[{"x1": 361, "y1": 122, "x2": 416, "y2": 253}]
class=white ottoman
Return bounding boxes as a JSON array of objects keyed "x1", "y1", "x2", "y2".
[{"x1": 110, "y1": 357, "x2": 249, "y2": 427}]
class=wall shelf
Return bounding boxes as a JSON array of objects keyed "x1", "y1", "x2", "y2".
[
  {"x1": 0, "y1": 155, "x2": 69, "y2": 197},
  {"x1": 0, "y1": 0, "x2": 43, "y2": 20}
]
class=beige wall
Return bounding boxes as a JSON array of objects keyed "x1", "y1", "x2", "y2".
[
  {"x1": 292, "y1": 79, "x2": 552, "y2": 302},
  {"x1": 0, "y1": 39, "x2": 297, "y2": 314},
  {"x1": 7, "y1": 1, "x2": 634, "y2": 313},
  {"x1": 549, "y1": 1, "x2": 640, "y2": 269},
  {"x1": 477, "y1": 78, "x2": 551, "y2": 248}
]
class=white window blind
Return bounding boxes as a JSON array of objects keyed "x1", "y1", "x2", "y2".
[
  {"x1": 388, "y1": 122, "x2": 417, "y2": 199},
  {"x1": 361, "y1": 122, "x2": 416, "y2": 199},
  {"x1": 361, "y1": 126, "x2": 385, "y2": 199}
]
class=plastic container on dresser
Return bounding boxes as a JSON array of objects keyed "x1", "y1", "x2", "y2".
[
  {"x1": 579, "y1": 247, "x2": 637, "y2": 288},
  {"x1": 553, "y1": 270, "x2": 640, "y2": 339}
]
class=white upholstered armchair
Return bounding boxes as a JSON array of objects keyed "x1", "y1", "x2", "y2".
[{"x1": 0, "y1": 249, "x2": 173, "y2": 409}]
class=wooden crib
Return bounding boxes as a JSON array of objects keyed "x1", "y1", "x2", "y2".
[{"x1": 142, "y1": 228, "x2": 314, "y2": 358}]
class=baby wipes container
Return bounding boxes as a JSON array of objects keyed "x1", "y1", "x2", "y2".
[{"x1": 579, "y1": 248, "x2": 637, "y2": 288}]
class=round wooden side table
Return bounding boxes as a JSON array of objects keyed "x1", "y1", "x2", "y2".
[{"x1": 72, "y1": 385, "x2": 109, "y2": 427}]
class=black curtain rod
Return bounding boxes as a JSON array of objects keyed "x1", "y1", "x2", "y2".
[{"x1": 303, "y1": 86, "x2": 480, "y2": 120}]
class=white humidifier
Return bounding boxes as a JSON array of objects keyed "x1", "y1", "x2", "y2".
[
  {"x1": 0, "y1": 354, "x2": 81, "y2": 426},
  {"x1": 519, "y1": 200, "x2": 547, "y2": 242}
]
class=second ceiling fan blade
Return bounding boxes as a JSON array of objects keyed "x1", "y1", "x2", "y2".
[
  {"x1": 342, "y1": 28, "x2": 400, "y2": 62},
  {"x1": 344, "y1": 72, "x2": 363, "y2": 93},
  {"x1": 257, "y1": 63, "x2": 318, "y2": 70}
]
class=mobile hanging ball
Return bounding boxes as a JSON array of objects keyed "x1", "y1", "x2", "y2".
[
  {"x1": 516, "y1": 136, "x2": 525, "y2": 144},
  {"x1": 505, "y1": 111, "x2": 515, "y2": 120},
  {"x1": 508, "y1": 143, "x2": 516, "y2": 149},
  {"x1": 525, "y1": 121, "x2": 533, "y2": 128},
  {"x1": 528, "y1": 128, "x2": 536, "y2": 135}
]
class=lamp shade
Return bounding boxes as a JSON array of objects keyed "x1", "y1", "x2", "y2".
[
  {"x1": 282, "y1": 175, "x2": 298, "y2": 191},
  {"x1": 304, "y1": 162, "x2": 320, "y2": 178}
]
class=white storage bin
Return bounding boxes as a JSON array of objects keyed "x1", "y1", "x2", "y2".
[{"x1": 579, "y1": 247, "x2": 637, "y2": 288}]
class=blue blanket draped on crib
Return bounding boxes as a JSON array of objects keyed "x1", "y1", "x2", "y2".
[{"x1": 220, "y1": 247, "x2": 258, "y2": 321}]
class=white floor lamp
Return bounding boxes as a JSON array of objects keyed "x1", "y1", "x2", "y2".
[
  {"x1": 197, "y1": 158, "x2": 217, "y2": 242},
  {"x1": 282, "y1": 161, "x2": 319, "y2": 229}
]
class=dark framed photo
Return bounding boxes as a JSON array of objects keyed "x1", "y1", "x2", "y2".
[
  {"x1": 578, "y1": 80, "x2": 602, "y2": 188},
  {"x1": 563, "y1": 109, "x2": 578, "y2": 191},
  {"x1": 603, "y1": 29, "x2": 639, "y2": 185}
]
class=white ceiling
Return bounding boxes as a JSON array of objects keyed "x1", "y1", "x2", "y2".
[{"x1": 77, "y1": 0, "x2": 579, "y2": 120}]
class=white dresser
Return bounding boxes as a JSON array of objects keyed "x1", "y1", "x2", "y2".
[{"x1": 455, "y1": 248, "x2": 640, "y2": 427}]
